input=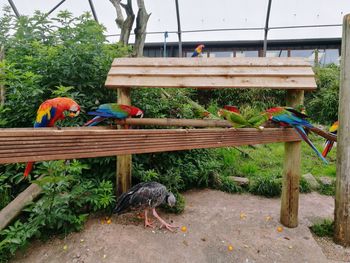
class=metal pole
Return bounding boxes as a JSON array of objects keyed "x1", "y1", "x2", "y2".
[
  {"x1": 263, "y1": 0, "x2": 272, "y2": 57},
  {"x1": 47, "y1": 0, "x2": 67, "y2": 16},
  {"x1": 7, "y1": 0, "x2": 20, "y2": 18},
  {"x1": 163, "y1": 31, "x2": 168, "y2": 57},
  {"x1": 175, "y1": 0, "x2": 183, "y2": 57},
  {"x1": 88, "y1": 0, "x2": 99, "y2": 22}
]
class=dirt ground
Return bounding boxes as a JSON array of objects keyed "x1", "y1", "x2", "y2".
[{"x1": 12, "y1": 189, "x2": 350, "y2": 263}]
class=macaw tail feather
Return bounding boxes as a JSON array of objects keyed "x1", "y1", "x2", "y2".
[
  {"x1": 322, "y1": 140, "x2": 334, "y2": 158},
  {"x1": 84, "y1": 116, "x2": 106, "y2": 126},
  {"x1": 294, "y1": 126, "x2": 328, "y2": 164},
  {"x1": 24, "y1": 162, "x2": 34, "y2": 178}
]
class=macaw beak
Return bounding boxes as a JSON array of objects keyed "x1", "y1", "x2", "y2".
[
  {"x1": 69, "y1": 110, "x2": 80, "y2": 118},
  {"x1": 136, "y1": 110, "x2": 144, "y2": 118},
  {"x1": 217, "y1": 110, "x2": 222, "y2": 117}
]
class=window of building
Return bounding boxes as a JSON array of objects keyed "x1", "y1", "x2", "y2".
[
  {"x1": 209, "y1": 51, "x2": 233, "y2": 57},
  {"x1": 266, "y1": 50, "x2": 288, "y2": 57},
  {"x1": 320, "y1": 49, "x2": 340, "y2": 65},
  {"x1": 235, "y1": 51, "x2": 259, "y2": 57}
]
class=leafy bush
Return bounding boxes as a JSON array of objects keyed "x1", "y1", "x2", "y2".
[
  {"x1": 318, "y1": 181, "x2": 336, "y2": 196},
  {"x1": 0, "y1": 160, "x2": 114, "y2": 262},
  {"x1": 162, "y1": 192, "x2": 186, "y2": 214},
  {"x1": 310, "y1": 219, "x2": 334, "y2": 237},
  {"x1": 299, "y1": 177, "x2": 312, "y2": 193},
  {"x1": 249, "y1": 175, "x2": 282, "y2": 197},
  {"x1": 305, "y1": 65, "x2": 340, "y2": 124},
  {"x1": 215, "y1": 176, "x2": 243, "y2": 194}
]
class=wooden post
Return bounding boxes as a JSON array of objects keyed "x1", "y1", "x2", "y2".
[
  {"x1": 280, "y1": 90, "x2": 304, "y2": 228},
  {"x1": 334, "y1": 14, "x2": 350, "y2": 246},
  {"x1": 116, "y1": 87, "x2": 132, "y2": 197}
]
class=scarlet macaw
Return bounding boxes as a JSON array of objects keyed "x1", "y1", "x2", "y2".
[
  {"x1": 84, "y1": 103, "x2": 143, "y2": 126},
  {"x1": 322, "y1": 120, "x2": 338, "y2": 157},
  {"x1": 249, "y1": 107, "x2": 328, "y2": 164},
  {"x1": 24, "y1": 97, "x2": 81, "y2": 177},
  {"x1": 191, "y1": 44, "x2": 205, "y2": 57}
]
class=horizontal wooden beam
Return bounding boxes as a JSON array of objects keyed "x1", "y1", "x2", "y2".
[
  {"x1": 105, "y1": 58, "x2": 317, "y2": 90},
  {"x1": 115, "y1": 118, "x2": 232, "y2": 127},
  {"x1": 0, "y1": 127, "x2": 300, "y2": 164},
  {"x1": 111, "y1": 57, "x2": 312, "y2": 67}
]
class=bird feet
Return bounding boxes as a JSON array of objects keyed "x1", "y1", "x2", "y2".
[
  {"x1": 159, "y1": 222, "x2": 179, "y2": 232},
  {"x1": 144, "y1": 220, "x2": 155, "y2": 229}
]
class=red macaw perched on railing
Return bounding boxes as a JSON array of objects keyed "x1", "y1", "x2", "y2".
[
  {"x1": 248, "y1": 106, "x2": 328, "y2": 164},
  {"x1": 24, "y1": 97, "x2": 81, "y2": 177},
  {"x1": 84, "y1": 103, "x2": 143, "y2": 126},
  {"x1": 322, "y1": 120, "x2": 338, "y2": 157},
  {"x1": 191, "y1": 44, "x2": 205, "y2": 57}
]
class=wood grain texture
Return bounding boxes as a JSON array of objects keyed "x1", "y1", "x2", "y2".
[
  {"x1": 334, "y1": 14, "x2": 350, "y2": 246},
  {"x1": 105, "y1": 58, "x2": 317, "y2": 90},
  {"x1": 116, "y1": 87, "x2": 132, "y2": 197},
  {"x1": 0, "y1": 128, "x2": 300, "y2": 164},
  {"x1": 280, "y1": 90, "x2": 304, "y2": 228}
]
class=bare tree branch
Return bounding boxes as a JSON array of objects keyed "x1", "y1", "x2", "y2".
[
  {"x1": 133, "y1": 0, "x2": 151, "y2": 56},
  {"x1": 109, "y1": 0, "x2": 135, "y2": 45},
  {"x1": 109, "y1": 0, "x2": 124, "y2": 28}
]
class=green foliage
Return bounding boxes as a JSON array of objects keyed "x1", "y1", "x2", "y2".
[
  {"x1": 299, "y1": 177, "x2": 312, "y2": 193},
  {"x1": 1, "y1": 10, "x2": 131, "y2": 128},
  {"x1": 249, "y1": 175, "x2": 282, "y2": 197},
  {"x1": 133, "y1": 149, "x2": 222, "y2": 193},
  {"x1": 0, "y1": 160, "x2": 114, "y2": 262},
  {"x1": 0, "y1": 175, "x2": 11, "y2": 209},
  {"x1": 310, "y1": 219, "x2": 334, "y2": 237},
  {"x1": 318, "y1": 181, "x2": 336, "y2": 196},
  {"x1": 305, "y1": 65, "x2": 340, "y2": 124},
  {"x1": 162, "y1": 192, "x2": 186, "y2": 214},
  {"x1": 215, "y1": 176, "x2": 243, "y2": 194}
]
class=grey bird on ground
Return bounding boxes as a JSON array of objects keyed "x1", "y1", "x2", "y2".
[{"x1": 114, "y1": 182, "x2": 178, "y2": 231}]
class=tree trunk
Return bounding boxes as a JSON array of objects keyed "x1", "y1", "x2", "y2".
[
  {"x1": 334, "y1": 13, "x2": 350, "y2": 246},
  {"x1": 109, "y1": 0, "x2": 135, "y2": 45},
  {"x1": 133, "y1": 0, "x2": 151, "y2": 57}
]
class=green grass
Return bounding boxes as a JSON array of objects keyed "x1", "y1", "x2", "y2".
[{"x1": 215, "y1": 134, "x2": 336, "y2": 197}]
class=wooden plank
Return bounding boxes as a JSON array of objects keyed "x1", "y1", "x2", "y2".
[
  {"x1": 108, "y1": 66, "x2": 315, "y2": 77},
  {"x1": 111, "y1": 57, "x2": 312, "y2": 67},
  {"x1": 334, "y1": 13, "x2": 350, "y2": 246},
  {"x1": 105, "y1": 75, "x2": 317, "y2": 89},
  {"x1": 0, "y1": 128, "x2": 300, "y2": 164},
  {"x1": 280, "y1": 90, "x2": 304, "y2": 228}
]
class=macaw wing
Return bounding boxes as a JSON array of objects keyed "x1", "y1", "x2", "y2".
[
  {"x1": 87, "y1": 111, "x2": 115, "y2": 118},
  {"x1": 284, "y1": 107, "x2": 309, "y2": 119},
  {"x1": 34, "y1": 107, "x2": 57, "y2": 127},
  {"x1": 247, "y1": 114, "x2": 269, "y2": 128},
  {"x1": 88, "y1": 109, "x2": 129, "y2": 119},
  {"x1": 272, "y1": 113, "x2": 312, "y2": 128}
]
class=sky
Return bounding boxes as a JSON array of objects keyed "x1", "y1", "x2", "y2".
[{"x1": 0, "y1": 0, "x2": 349, "y2": 43}]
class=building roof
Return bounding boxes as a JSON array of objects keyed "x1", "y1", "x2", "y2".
[{"x1": 0, "y1": 0, "x2": 349, "y2": 43}]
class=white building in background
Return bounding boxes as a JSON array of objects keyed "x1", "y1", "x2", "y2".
[{"x1": 1, "y1": 0, "x2": 349, "y2": 64}]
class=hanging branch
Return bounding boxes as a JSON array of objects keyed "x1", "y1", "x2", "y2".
[
  {"x1": 133, "y1": 0, "x2": 151, "y2": 57},
  {"x1": 109, "y1": 0, "x2": 135, "y2": 45}
]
